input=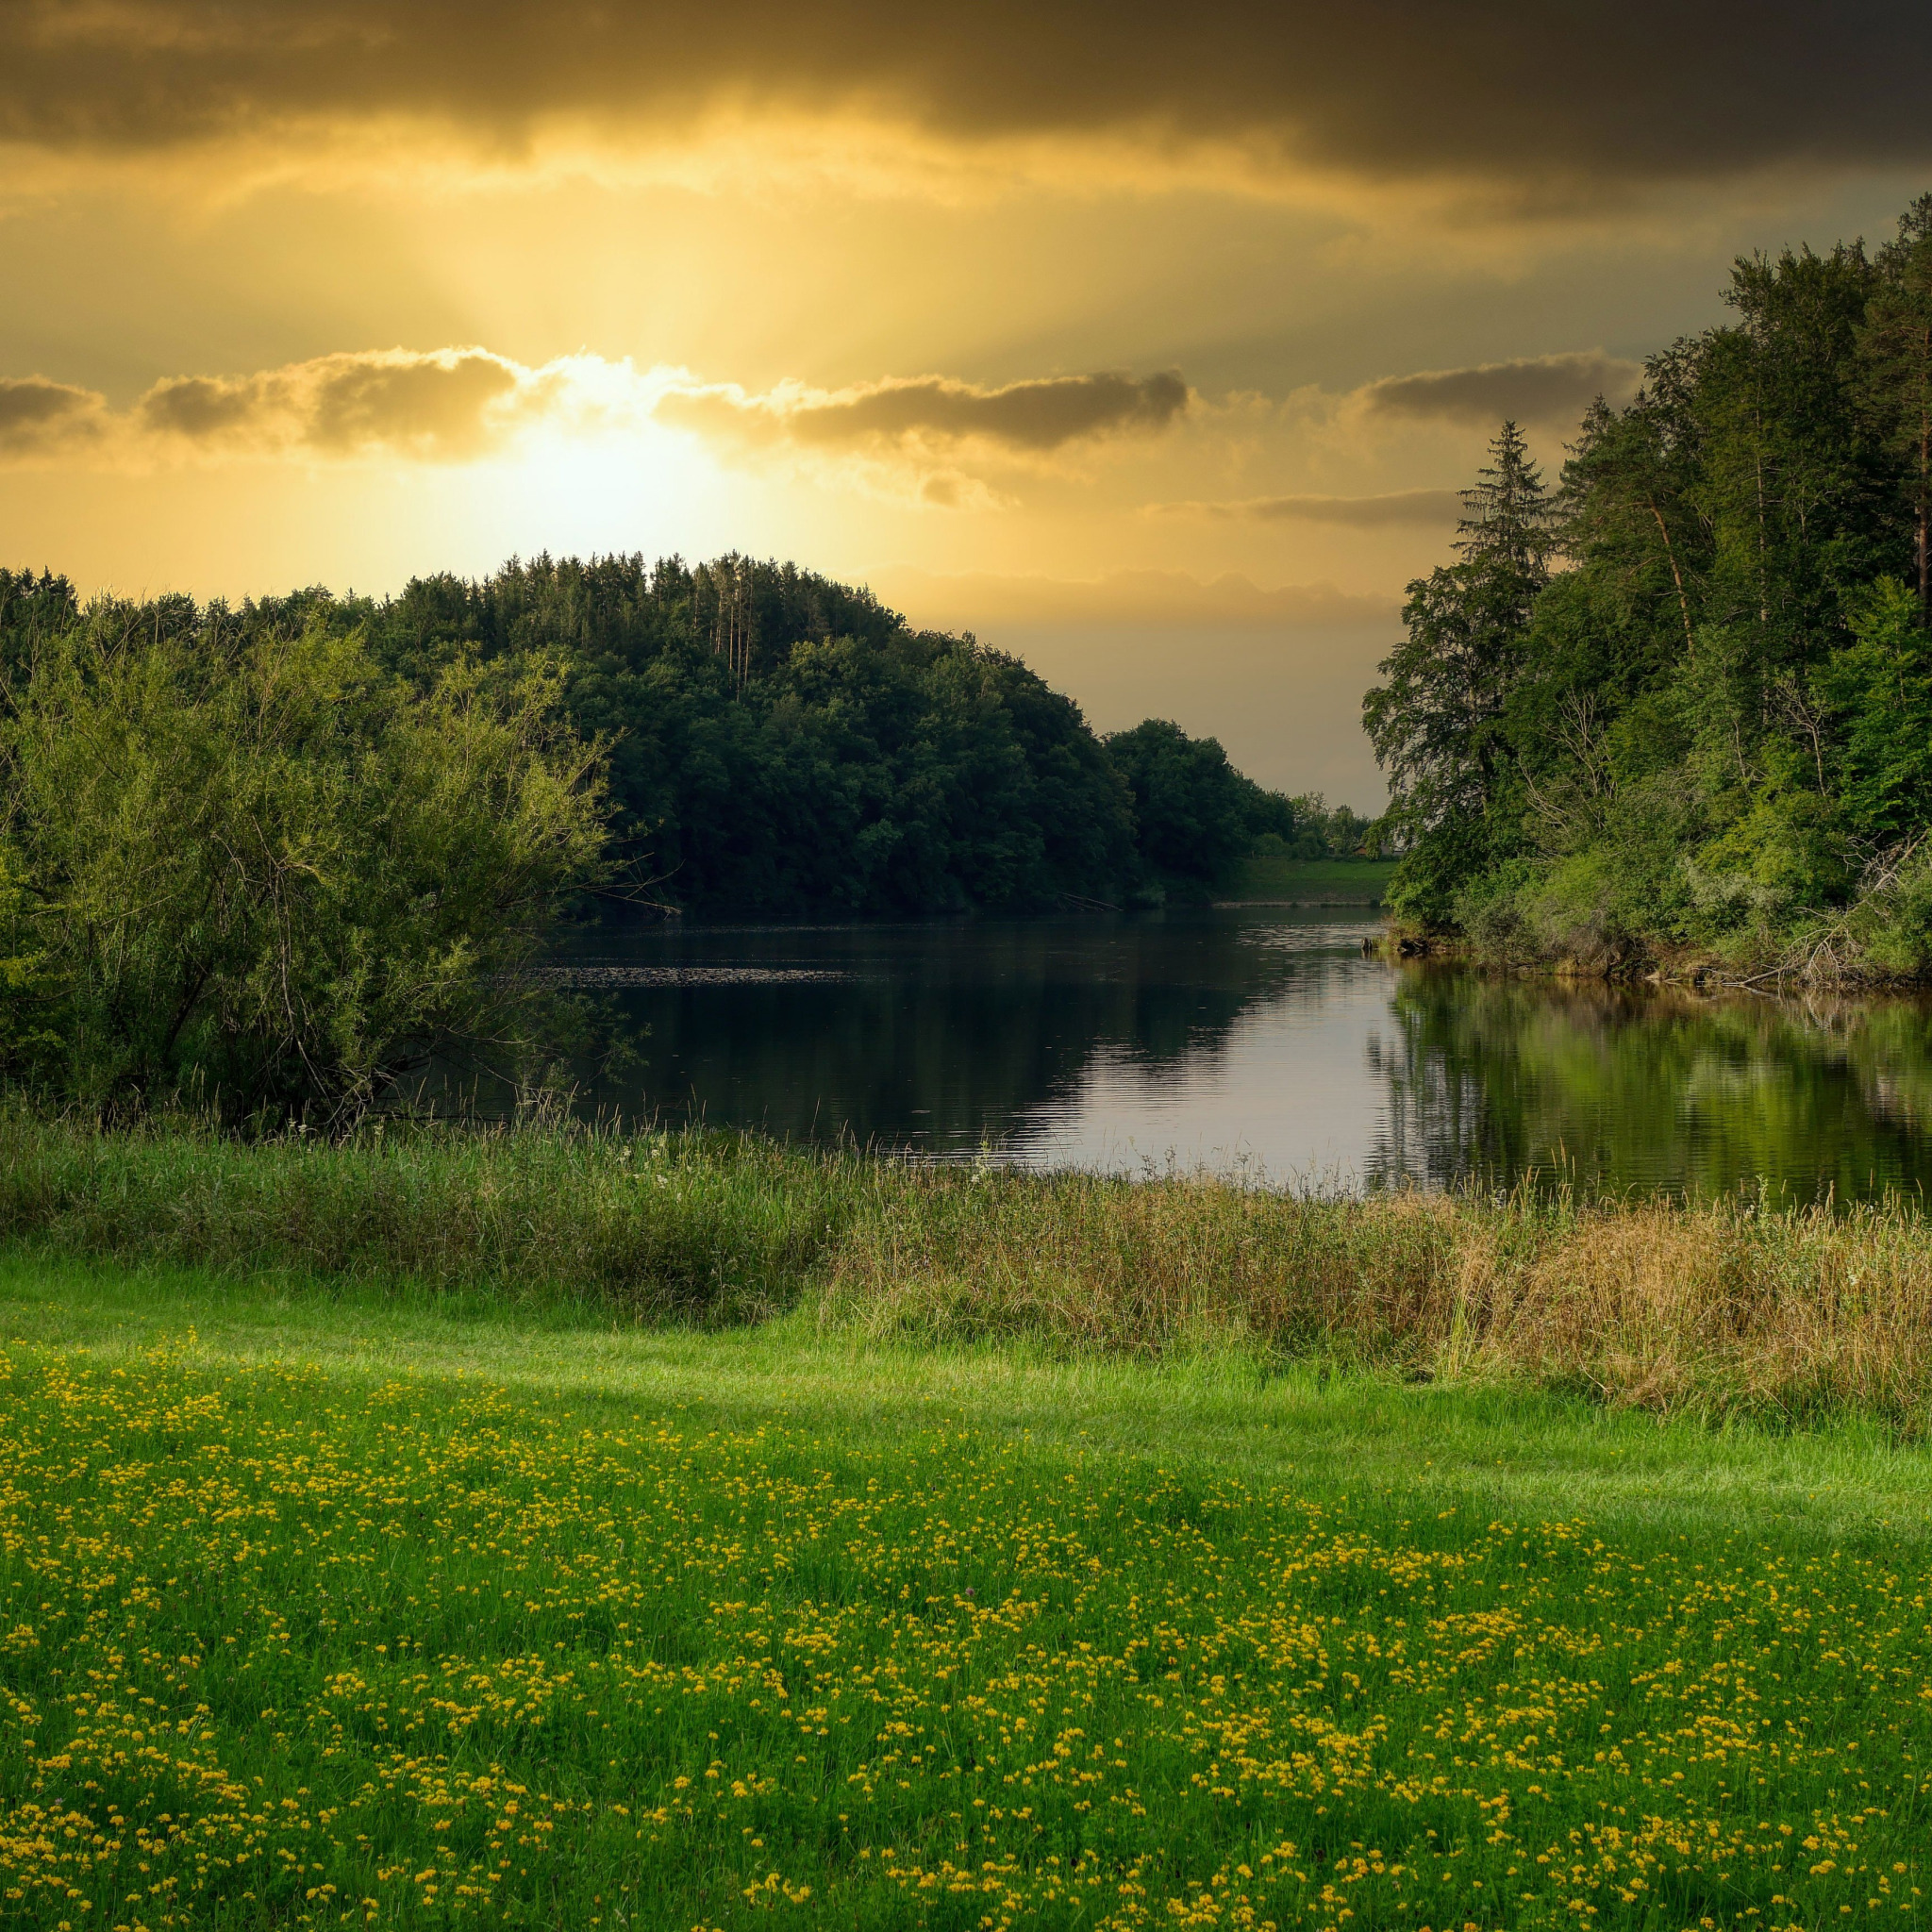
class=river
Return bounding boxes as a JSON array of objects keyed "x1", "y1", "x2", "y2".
[{"x1": 544, "y1": 908, "x2": 1932, "y2": 1203}]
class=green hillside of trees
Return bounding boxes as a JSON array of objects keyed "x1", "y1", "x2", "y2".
[
  {"x1": 1367, "y1": 193, "x2": 1932, "y2": 980},
  {"x1": 2, "y1": 555, "x2": 1359, "y2": 925},
  {"x1": 0, "y1": 554, "x2": 1370, "y2": 1118}
]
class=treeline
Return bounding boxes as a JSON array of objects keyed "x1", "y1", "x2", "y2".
[
  {"x1": 0, "y1": 553, "x2": 1355, "y2": 1122},
  {"x1": 1368, "y1": 193, "x2": 1932, "y2": 979},
  {"x1": 3, "y1": 555, "x2": 1354, "y2": 918}
]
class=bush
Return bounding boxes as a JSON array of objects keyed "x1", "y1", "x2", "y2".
[{"x1": 0, "y1": 611, "x2": 608, "y2": 1124}]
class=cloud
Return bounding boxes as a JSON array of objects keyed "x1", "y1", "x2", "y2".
[
  {"x1": 5, "y1": 4, "x2": 1928, "y2": 197},
  {"x1": 0, "y1": 346, "x2": 654, "y2": 466},
  {"x1": 658, "y1": 371, "x2": 1189, "y2": 458},
  {"x1": 1148, "y1": 489, "x2": 1460, "y2": 526},
  {"x1": 0, "y1": 376, "x2": 108, "y2": 454},
  {"x1": 137, "y1": 348, "x2": 529, "y2": 457},
  {"x1": 0, "y1": 348, "x2": 1181, "y2": 494},
  {"x1": 1356, "y1": 351, "x2": 1641, "y2": 429}
]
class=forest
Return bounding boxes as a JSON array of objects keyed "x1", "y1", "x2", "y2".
[
  {"x1": 0, "y1": 553, "x2": 1359, "y2": 1120},
  {"x1": 1367, "y1": 192, "x2": 1932, "y2": 980},
  {"x1": 0, "y1": 554, "x2": 1353, "y2": 918}
]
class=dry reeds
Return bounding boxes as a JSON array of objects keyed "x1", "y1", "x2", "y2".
[
  {"x1": 6, "y1": 1111, "x2": 1932, "y2": 1425},
  {"x1": 820, "y1": 1170, "x2": 1932, "y2": 1425}
]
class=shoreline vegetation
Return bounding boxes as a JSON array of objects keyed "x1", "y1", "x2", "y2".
[
  {"x1": 7, "y1": 1112, "x2": 1932, "y2": 1431},
  {"x1": 1369, "y1": 193, "x2": 1932, "y2": 988},
  {"x1": 0, "y1": 559, "x2": 1369, "y2": 1125},
  {"x1": 0, "y1": 558, "x2": 1372, "y2": 934}
]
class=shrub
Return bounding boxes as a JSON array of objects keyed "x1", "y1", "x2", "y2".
[{"x1": 0, "y1": 611, "x2": 608, "y2": 1124}]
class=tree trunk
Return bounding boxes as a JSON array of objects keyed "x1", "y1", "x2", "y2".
[{"x1": 1648, "y1": 500, "x2": 1696, "y2": 658}]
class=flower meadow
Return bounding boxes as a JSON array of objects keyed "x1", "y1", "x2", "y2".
[{"x1": 1, "y1": 1336, "x2": 1929, "y2": 1932}]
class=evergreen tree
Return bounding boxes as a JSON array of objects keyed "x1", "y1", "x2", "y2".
[
  {"x1": 1363, "y1": 423, "x2": 1553, "y2": 924},
  {"x1": 1357, "y1": 192, "x2": 1932, "y2": 974}
]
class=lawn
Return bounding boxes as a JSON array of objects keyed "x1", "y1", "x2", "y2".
[
  {"x1": 2, "y1": 1253, "x2": 1928, "y2": 1931},
  {"x1": 1220, "y1": 858, "x2": 1397, "y2": 904}
]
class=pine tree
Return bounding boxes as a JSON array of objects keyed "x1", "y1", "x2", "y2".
[
  {"x1": 1454, "y1": 419, "x2": 1556, "y2": 598},
  {"x1": 1556, "y1": 349, "x2": 1707, "y2": 664},
  {"x1": 1364, "y1": 423, "x2": 1553, "y2": 908}
]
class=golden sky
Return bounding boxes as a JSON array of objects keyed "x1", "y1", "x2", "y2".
[{"x1": 4, "y1": 2, "x2": 1929, "y2": 803}]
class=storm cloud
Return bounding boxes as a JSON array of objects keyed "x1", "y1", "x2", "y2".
[
  {"x1": 4, "y1": 3, "x2": 1929, "y2": 194},
  {"x1": 1357, "y1": 352, "x2": 1641, "y2": 429},
  {"x1": 659, "y1": 371, "x2": 1190, "y2": 456}
]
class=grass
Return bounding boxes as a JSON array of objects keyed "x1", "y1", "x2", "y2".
[
  {"x1": 1, "y1": 1252, "x2": 1929, "y2": 1931},
  {"x1": 9, "y1": 1114, "x2": 1932, "y2": 1428},
  {"x1": 1220, "y1": 857, "x2": 1396, "y2": 903}
]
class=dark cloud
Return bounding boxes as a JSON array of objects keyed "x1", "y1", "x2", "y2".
[
  {"x1": 1152, "y1": 489, "x2": 1460, "y2": 526},
  {"x1": 1357, "y1": 352, "x2": 1641, "y2": 429},
  {"x1": 4, "y1": 4, "x2": 1929, "y2": 192},
  {"x1": 138, "y1": 349, "x2": 524, "y2": 457},
  {"x1": 661, "y1": 371, "x2": 1189, "y2": 454},
  {"x1": 0, "y1": 347, "x2": 551, "y2": 464},
  {"x1": 0, "y1": 375, "x2": 106, "y2": 452}
]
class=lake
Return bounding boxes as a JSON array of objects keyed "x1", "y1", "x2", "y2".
[{"x1": 549, "y1": 908, "x2": 1932, "y2": 1203}]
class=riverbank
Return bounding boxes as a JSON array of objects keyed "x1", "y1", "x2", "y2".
[
  {"x1": 8, "y1": 1115, "x2": 1932, "y2": 1428},
  {"x1": 1216, "y1": 854, "x2": 1394, "y2": 905},
  {"x1": 2, "y1": 1253, "x2": 1927, "y2": 1931},
  {"x1": 1369, "y1": 927, "x2": 1916, "y2": 989}
]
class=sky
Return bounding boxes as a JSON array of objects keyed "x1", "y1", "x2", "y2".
[{"x1": 5, "y1": 4, "x2": 1932, "y2": 806}]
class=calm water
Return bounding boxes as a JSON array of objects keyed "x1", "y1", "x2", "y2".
[{"x1": 550, "y1": 908, "x2": 1932, "y2": 1203}]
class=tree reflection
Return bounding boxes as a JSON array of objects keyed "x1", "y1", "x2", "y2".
[
  {"x1": 1367, "y1": 966, "x2": 1932, "y2": 1203},
  {"x1": 569, "y1": 914, "x2": 1308, "y2": 1150}
]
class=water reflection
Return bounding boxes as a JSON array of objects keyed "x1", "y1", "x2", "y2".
[
  {"x1": 1371, "y1": 970, "x2": 1932, "y2": 1203},
  {"x1": 559, "y1": 914, "x2": 1317, "y2": 1155},
  {"x1": 557, "y1": 910, "x2": 1932, "y2": 1202}
]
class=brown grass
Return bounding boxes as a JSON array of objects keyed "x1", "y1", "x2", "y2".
[
  {"x1": 820, "y1": 1169, "x2": 1932, "y2": 1426},
  {"x1": 5, "y1": 1110, "x2": 1932, "y2": 1426}
]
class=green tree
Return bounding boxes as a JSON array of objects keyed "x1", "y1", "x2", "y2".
[
  {"x1": 1363, "y1": 422, "x2": 1554, "y2": 925},
  {"x1": 1103, "y1": 718, "x2": 1259, "y2": 888},
  {"x1": 1816, "y1": 575, "x2": 1932, "y2": 841},
  {"x1": 1860, "y1": 195, "x2": 1932, "y2": 615},
  {"x1": 1, "y1": 611, "x2": 608, "y2": 1124},
  {"x1": 368, "y1": 555, "x2": 1140, "y2": 915}
]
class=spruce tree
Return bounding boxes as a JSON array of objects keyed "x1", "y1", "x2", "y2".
[{"x1": 1363, "y1": 423, "x2": 1553, "y2": 922}]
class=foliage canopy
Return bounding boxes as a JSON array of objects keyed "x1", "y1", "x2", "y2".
[
  {"x1": 1365, "y1": 192, "x2": 1932, "y2": 976},
  {"x1": 0, "y1": 607, "x2": 608, "y2": 1123}
]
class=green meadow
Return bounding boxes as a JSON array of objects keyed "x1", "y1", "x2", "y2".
[
  {"x1": 1220, "y1": 858, "x2": 1396, "y2": 904},
  {"x1": 3, "y1": 1248, "x2": 1929, "y2": 1931}
]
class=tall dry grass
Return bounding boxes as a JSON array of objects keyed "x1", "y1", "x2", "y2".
[
  {"x1": 818, "y1": 1168, "x2": 1932, "y2": 1425},
  {"x1": 5, "y1": 1111, "x2": 1932, "y2": 1425}
]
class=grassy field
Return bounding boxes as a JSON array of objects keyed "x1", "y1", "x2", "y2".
[
  {"x1": 2, "y1": 1253, "x2": 1930, "y2": 1931},
  {"x1": 1220, "y1": 858, "x2": 1397, "y2": 904},
  {"x1": 10, "y1": 1115, "x2": 1932, "y2": 1426}
]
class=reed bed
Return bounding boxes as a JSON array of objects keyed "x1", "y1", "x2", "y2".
[{"x1": 6, "y1": 1111, "x2": 1932, "y2": 1425}]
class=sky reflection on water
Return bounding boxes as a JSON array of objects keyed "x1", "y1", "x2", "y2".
[{"x1": 557, "y1": 909, "x2": 1932, "y2": 1204}]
